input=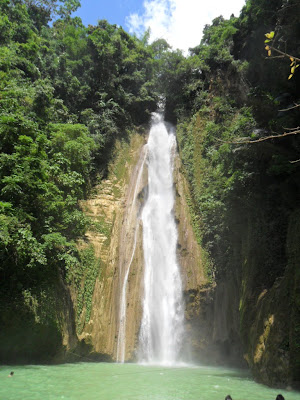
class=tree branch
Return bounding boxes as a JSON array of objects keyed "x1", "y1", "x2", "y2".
[
  {"x1": 269, "y1": 46, "x2": 300, "y2": 62},
  {"x1": 217, "y1": 129, "x2": 300, "y2": 145},
  {"x1": 278, "y1": 104, "x2": 300, "y2": 112},
  {"x1": 265, "y1": 55, "x2": 285, "y2": 59}
]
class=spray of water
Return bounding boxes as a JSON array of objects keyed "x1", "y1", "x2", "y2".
[
  {"x1": 116, "y1": 147, "x2": 148, "y2": 363},
  {"x1": 139, "y1": 112, "x2": 185, "y2": 365}
]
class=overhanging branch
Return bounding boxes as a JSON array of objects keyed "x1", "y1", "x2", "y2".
[{"x1": 218, "y1": 129, "x2": 300, "y2": 145}]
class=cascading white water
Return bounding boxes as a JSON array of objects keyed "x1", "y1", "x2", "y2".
[
  {"x1": 116, "y1": 147, "x2": 147, "y2": 363},
  {"x1": 139, "y1": 112, "x2": 185, "y2": 365}
]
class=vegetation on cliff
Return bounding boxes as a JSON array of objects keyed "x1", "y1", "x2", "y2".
[
  {"x1": 0, "y1": 0, "x2": 157, "y2": 362},
  {"x1": 158, "y1": 0, "x2": 300, "y2": 388},
  {"x1": 0, "y1": 0, "x2": 300, "y2": 388}
]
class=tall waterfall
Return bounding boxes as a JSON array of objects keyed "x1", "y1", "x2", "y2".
[{"x1": 139, "y1": 112, "x2": 185, "y2": 365}]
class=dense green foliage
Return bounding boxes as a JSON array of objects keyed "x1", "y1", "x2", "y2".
[
  {"x1": 157, "y1": 0, "x2": 299, "y2": 284},
  {"x1": 159, "y1": 0, "x2": 300, "y2": 386},
  {"x1": 1, "y1": 0, "x2": 300, "y2": 383},
  {"x1": 0, "y1": 0, "x2": 157, "y2": 361}
]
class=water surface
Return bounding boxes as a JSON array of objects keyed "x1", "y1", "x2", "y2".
[{"x1": 1, "y1": 363, "x2": 298, "y2": 400}]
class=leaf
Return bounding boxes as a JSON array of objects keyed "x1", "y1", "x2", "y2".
[
  {"x1": 291, "y1": 66, "x2": 295, "y2": 74},
  {"x1": 268, "y1": 50, "x2": 271, "y2": 57},
  {"x1": 288, "y1": 74, "x2": 293, "y2": 80},
  {"x1": 290, "y1": 57, "x2": 294, "y2": 62},
  {"x1": 265, "y1": 31, "x2": 274, "y2": 40},
  {"x1": 265, "y1": 45, "x2": 270, "y2": 51},
  {"x1": 264, "y1": 39, "x2": 270, "y2": 43}
]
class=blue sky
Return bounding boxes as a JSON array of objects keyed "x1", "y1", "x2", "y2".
[
  {"x1": 74, "y1": 0, "x2": 246, "y2": 53},
  {"x1": 73, "y1": 0, "x2": 142, "y2": 28}
]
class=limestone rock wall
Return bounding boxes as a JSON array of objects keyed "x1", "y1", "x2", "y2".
[
  {"x1": 77, "y1": 133, "x2": 147, "y2": 360},
  {"x1": 173, "y1": 154, "x2": 207, "y2": 291},
  {"x1": 173, "y1": 152, "x2": 244, "y2": 367},
  {"x1": 237, "y1": 207, "x2": 300, "y2": 388},
  {"x1": 76, "y1": 130, "x2": 215, "y2": 362},
  {"x1": 76, "y1": 128, "x2": 250, "y2": 368},
  {"x1": 174, "y1": 152, "x2": 222, "y2": 364}
]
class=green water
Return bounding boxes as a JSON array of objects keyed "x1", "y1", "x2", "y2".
[{"x1": 0, "y1": 363, "x2": 298, "y2": 400}]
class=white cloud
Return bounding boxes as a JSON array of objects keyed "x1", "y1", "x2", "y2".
[{"x1": 126, "y1": 0, "x2": 246, "y2": 53}]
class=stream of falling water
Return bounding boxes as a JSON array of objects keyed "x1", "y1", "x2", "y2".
[
  {"x1": 116, "y1": 146, "x2": 148, "y2": 363},
  {"x1": 139, "y1": 112, "x2": 184, "y2": 365}
]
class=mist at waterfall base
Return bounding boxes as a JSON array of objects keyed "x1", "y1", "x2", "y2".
[{"x1": 2, "y1": 363, "x2": 299, "y2": 400}]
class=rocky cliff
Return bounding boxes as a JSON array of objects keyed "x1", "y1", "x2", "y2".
[
  {"x1": 76, "y1": 132, "x2": 147, "y2": 360},
  {"x1": 72, "y1": 121, "x2": 300, "y2": 390},
  {"x1": 176, "y1": 107, "x2": 300, "y2": 388},
  {"x1": 75, "y1": 127, "x2": 215, "y2": 362},
  {"x1": 173, "y1": 151, "x2": 245, "y2": 367},
  {"x1": 238, "y1": 207, "x2": 300, "y2": 389}
]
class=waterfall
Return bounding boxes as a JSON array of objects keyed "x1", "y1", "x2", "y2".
[
  {"x1": 138, "y1": 112, "x2": 185, "y2": 365},
  {"x1": 116, "y1": 146, "x2": 147, "y2": 363}
]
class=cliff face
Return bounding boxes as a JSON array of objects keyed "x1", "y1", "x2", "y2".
[
  {"x1": 0, "y1": 271, "x2": 78, "y2": 364},
  {"x1": 239, "y1": 208, "x2": 300, "y2": 388},
  {"x1": 173, "y1": 152, "x2": 244, "y2": 367},
  {"x1": 176, "y1": 107, "x2": 300, "y2": 387},
  {"x1": 174, "y1": 154, "x2": 207, "y2": 291},
  {"x1": 74, "y1": 122, "x2": 300, "y2": 389},
  {"x1": 75, "y1": 129, "x2": 212, "y2": 362},
  {"x1": 74, "y1": 124, "x2": 223, "y2": 362},
  {"x1": 77, "y1": 132, "x2": 147, "y2": 360}
]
